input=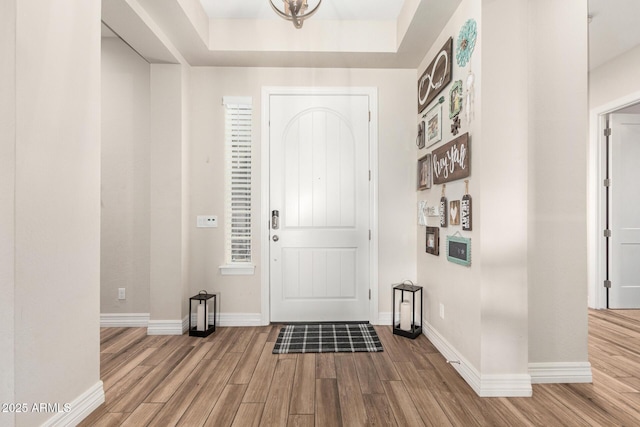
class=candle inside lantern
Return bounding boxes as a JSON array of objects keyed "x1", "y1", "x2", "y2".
[
  {"x1": 400, "y1": 301, "x2": 411, "y2": 331},
  {"x1": 197, "y1": 302, "x2": 208, "y2": 332}
]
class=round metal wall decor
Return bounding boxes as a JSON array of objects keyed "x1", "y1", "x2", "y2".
[{"x1": 456, "y1": 19, "x2": 477, "y2": 67}]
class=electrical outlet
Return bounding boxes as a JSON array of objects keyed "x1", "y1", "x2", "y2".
[
  {"x1": 439, "y1": 303, "x2": 445, "y2": 319},
  {"x1": 118, "y1": 288, "x2": 126, "y2": 300}
]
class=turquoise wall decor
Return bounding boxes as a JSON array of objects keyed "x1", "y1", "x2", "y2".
[
  {"x1": 456, "y1": 19, "x2": 477, "y2": 68},
  {"x1": 446, "y1": 234, "x2": 471, "y2": 266}
]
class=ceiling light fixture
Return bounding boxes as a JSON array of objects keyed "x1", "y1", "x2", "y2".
[{"x1": 269, "y1": 0, "x2": 322, "y2": 29}]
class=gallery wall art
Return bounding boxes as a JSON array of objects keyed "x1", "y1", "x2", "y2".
[
  {"x1": 431, "y1": 132, "x2": 470, "y2": 185},
  {"x1": 461, "y1": 180, "x2": 472, "y2": 231},
  {"x1": 418, "y1": 37, "x2": 453, "y2": 113},
  {"x1": 426, "y1": 227, "x2": 440, "y2": 255},
  {"x1": 425, "y1": 103, "x2": 442, "y2": 147},
  {"x1": 417, "y1": 153, "x2": 432, "y2": 191},
  {"x1": 446, "y1": 233, "x2": 471, "y2": 266}
]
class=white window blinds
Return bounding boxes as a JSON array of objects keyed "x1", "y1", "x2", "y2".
[{"x1": 223, "y1": 96, "x2": 252, "y2": 264}]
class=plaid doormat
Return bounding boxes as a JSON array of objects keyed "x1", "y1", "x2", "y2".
[{"x1": 272, "y1": 323, "x2": 383, "y2": 354}]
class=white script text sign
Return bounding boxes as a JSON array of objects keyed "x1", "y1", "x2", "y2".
[{"x1": 431, "y1": 133, "x2": 470, "y2": 185}]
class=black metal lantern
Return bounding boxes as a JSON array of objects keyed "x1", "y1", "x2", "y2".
[
  {"x1": 189, "y1": 291, "x2": 216, "y2": 337},
  {"x1": 392, "y1": 281, "x2": 423, "y2": 339}
]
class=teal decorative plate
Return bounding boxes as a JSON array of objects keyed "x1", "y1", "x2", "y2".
[{"x1": 456, "y1": 19, "x2": 477, "y2": 67}]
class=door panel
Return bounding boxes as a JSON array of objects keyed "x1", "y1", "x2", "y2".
[
  {"x1": 281, "y1": 248, "x2": 356, "y2": 298},
  {"x1": 270, "y1": 94, "x2": 370, "y2": 322},
  {"x1": 609, "y1": 113, "x2": 640, "y2": 308}
]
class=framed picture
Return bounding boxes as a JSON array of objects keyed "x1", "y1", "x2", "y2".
[
  {"x1": 417, "y1": 153, "x2": 432, "y2": 191},
  {"x1": 425, "y1": 104, "x2": 442, "y2": 147},
  {"x1": 418, "y1": 37, "x2": 453, "y2": 113},
  {"x1": 426, "y1": 227, "x2": 440, "y2": 255},
  {"x1": 416, "y1": 120, "x2": 425, "y2": 149},
  {"x1": 418, "y1": 201, "x2": 428, "y2": 226},
  {"x1": 449, "y1": 80, "x2": 463, "y2": 118},
  {"x1": 446, "y1": 234, "x2": 471, "y2": 266},
  {"x1": 432, "y1": 132, "x2": 470, "y2": 185},
  {"x1": 450, "y1": 200, "x2": 460, "y2": 225}
]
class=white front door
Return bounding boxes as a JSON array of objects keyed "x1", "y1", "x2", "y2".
[
  {"x1": 609, "y1": 113, "x2": 640, "y2": 308},
  {"x1": 269, "y1": 94, "x2": 370, "y2": 322}
]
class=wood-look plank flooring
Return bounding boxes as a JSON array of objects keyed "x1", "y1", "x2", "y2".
[{"x1": 81, "y1": 310, "x2": 640, "y2": 426}]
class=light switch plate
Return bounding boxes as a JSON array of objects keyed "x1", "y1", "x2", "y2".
[{"x1": 197, "y1": 215, "x2": 218, "y2": 228}]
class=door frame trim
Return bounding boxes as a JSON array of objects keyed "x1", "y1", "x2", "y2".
[
  {"x1": 589, "y1": 90, "x2": 640, "y2": 309},
  {"x1": 260, "y1": 86, "x2": 379, "y2": 325}
]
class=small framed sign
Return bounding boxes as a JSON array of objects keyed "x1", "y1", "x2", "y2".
[
  {"x1": 426, "y1": 227, "x2": 440, "y2": 256},
  {"x1": 440, "y1": 196, "x2": 448, "y2": 227},
  {"x1": 446, "y1": 234, "x2": 471, "y2": 266},
  {"x1": 449, "y1": 200, "x2": 460, "y2": 226},
  {"x1": 432, "y1": 132, "x2": 470, "y2": 185},
  {"x1": 418, "y1": 201, "x2": 428, "y2": 226},
  {"x1": 417, "y1": 153, "x2": 432, "y2": 191},
  {"x1": 425, "y1": 103, "x2": 442, "y2": 147},
  {"x1": 461, "y1": 199, "x2": 472, "y2": 231},
  {"x1": 449, "y1": 80, "x2": 463, "y2": 119},
  {"x1": 461, "y1": 179, "x2": 472, "y2": 231}
]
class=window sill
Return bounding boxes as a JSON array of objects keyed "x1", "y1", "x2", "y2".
[{"x1": 219, "y1": 264, "x2": 255, "y2": 276}]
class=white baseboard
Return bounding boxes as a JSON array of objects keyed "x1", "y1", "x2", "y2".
[
  {"x1": 100, "y1": 313, "x2": 150, "y2": 328},
  {"x1": 186, "y1": 312, "x2": 262, "y2": 327},
  {"x1": 423, "y1": 321, "x2": 532, "y2": 397},
  {"x1": 377, "y1": 311, "x2": 392, "y2": 325},
  {"x1": 529, "y1": 362, "x2": 593, "y2": 384},
  {"x1": 479, "y1": 374, "x2": 533, "y2": 397},
  {"x1": 147, "y1": 319, "x2": 184, "y2": 335},
  {"x1": 218, "y1": 313, "x2": 262, "y2": 327},
  {"x1": 101, "y1": 312, "x2": 263, "y2": 333},
  {"x1": 44, "y1": 381, "x2": 105, "y2": 427},
  {"x1": 183, "y1": 315, "x2": 189, "y2": 333}
]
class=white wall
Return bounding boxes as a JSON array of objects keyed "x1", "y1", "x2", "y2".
[
  {"x1": 101, "y1": 40, "x2": 191, "y2": 329},
  {"x1": 590, "y1": 45, "x2": 640, "y2": 110},
  {"x1": 0, "y1": 0, "x2": 16, "y2": 424},
  {"x1": 527, "y1": 0, "x2": 590, "y2": 367},
  {"x1": 416, "y1": 0, "x2": 484, "y2": 373},
  {"x1": 101, "y1": 37, "x2": 151, "y2": 315},
  {"x1": 149, "y1": 64, "x2": 188, "y2": 326},
  {"x1": 481, "y1": 0, "x2": 529, "y2": 378},
  {"x1": 181, "y1": 66, "x2": 192, "y2": 323},
  {"x1": 188, "y1": 67, "x2": 417, "y2": 317},
  {"x1": 9, "y1": 0, "x2": 103, "y2": 425}
]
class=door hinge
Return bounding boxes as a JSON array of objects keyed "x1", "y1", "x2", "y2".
[
  {"x1": 604, "y1": 229, "x2": 612, "y2": 238},
  {"x1": 369, "y1": 170, "x2": 371, "y2": 181},
  {"x1": 604, "y1": 128, "x2": 612, "y2": 137},
  {"x1": 369, "y1": 289, "x2": 371, "y2": 300},
  {"x1": 604, "y1": 280, "x2": 612, "y2": 289},
  {"x1": 604, "y1": 178, "x2": 611, "y2": 187},
  {"x1": 369, "y1": 230, "x2": 372, "y2": 240},
  {"x1": 368, "y1": 111, "x2": 371, "y2": 122}
]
